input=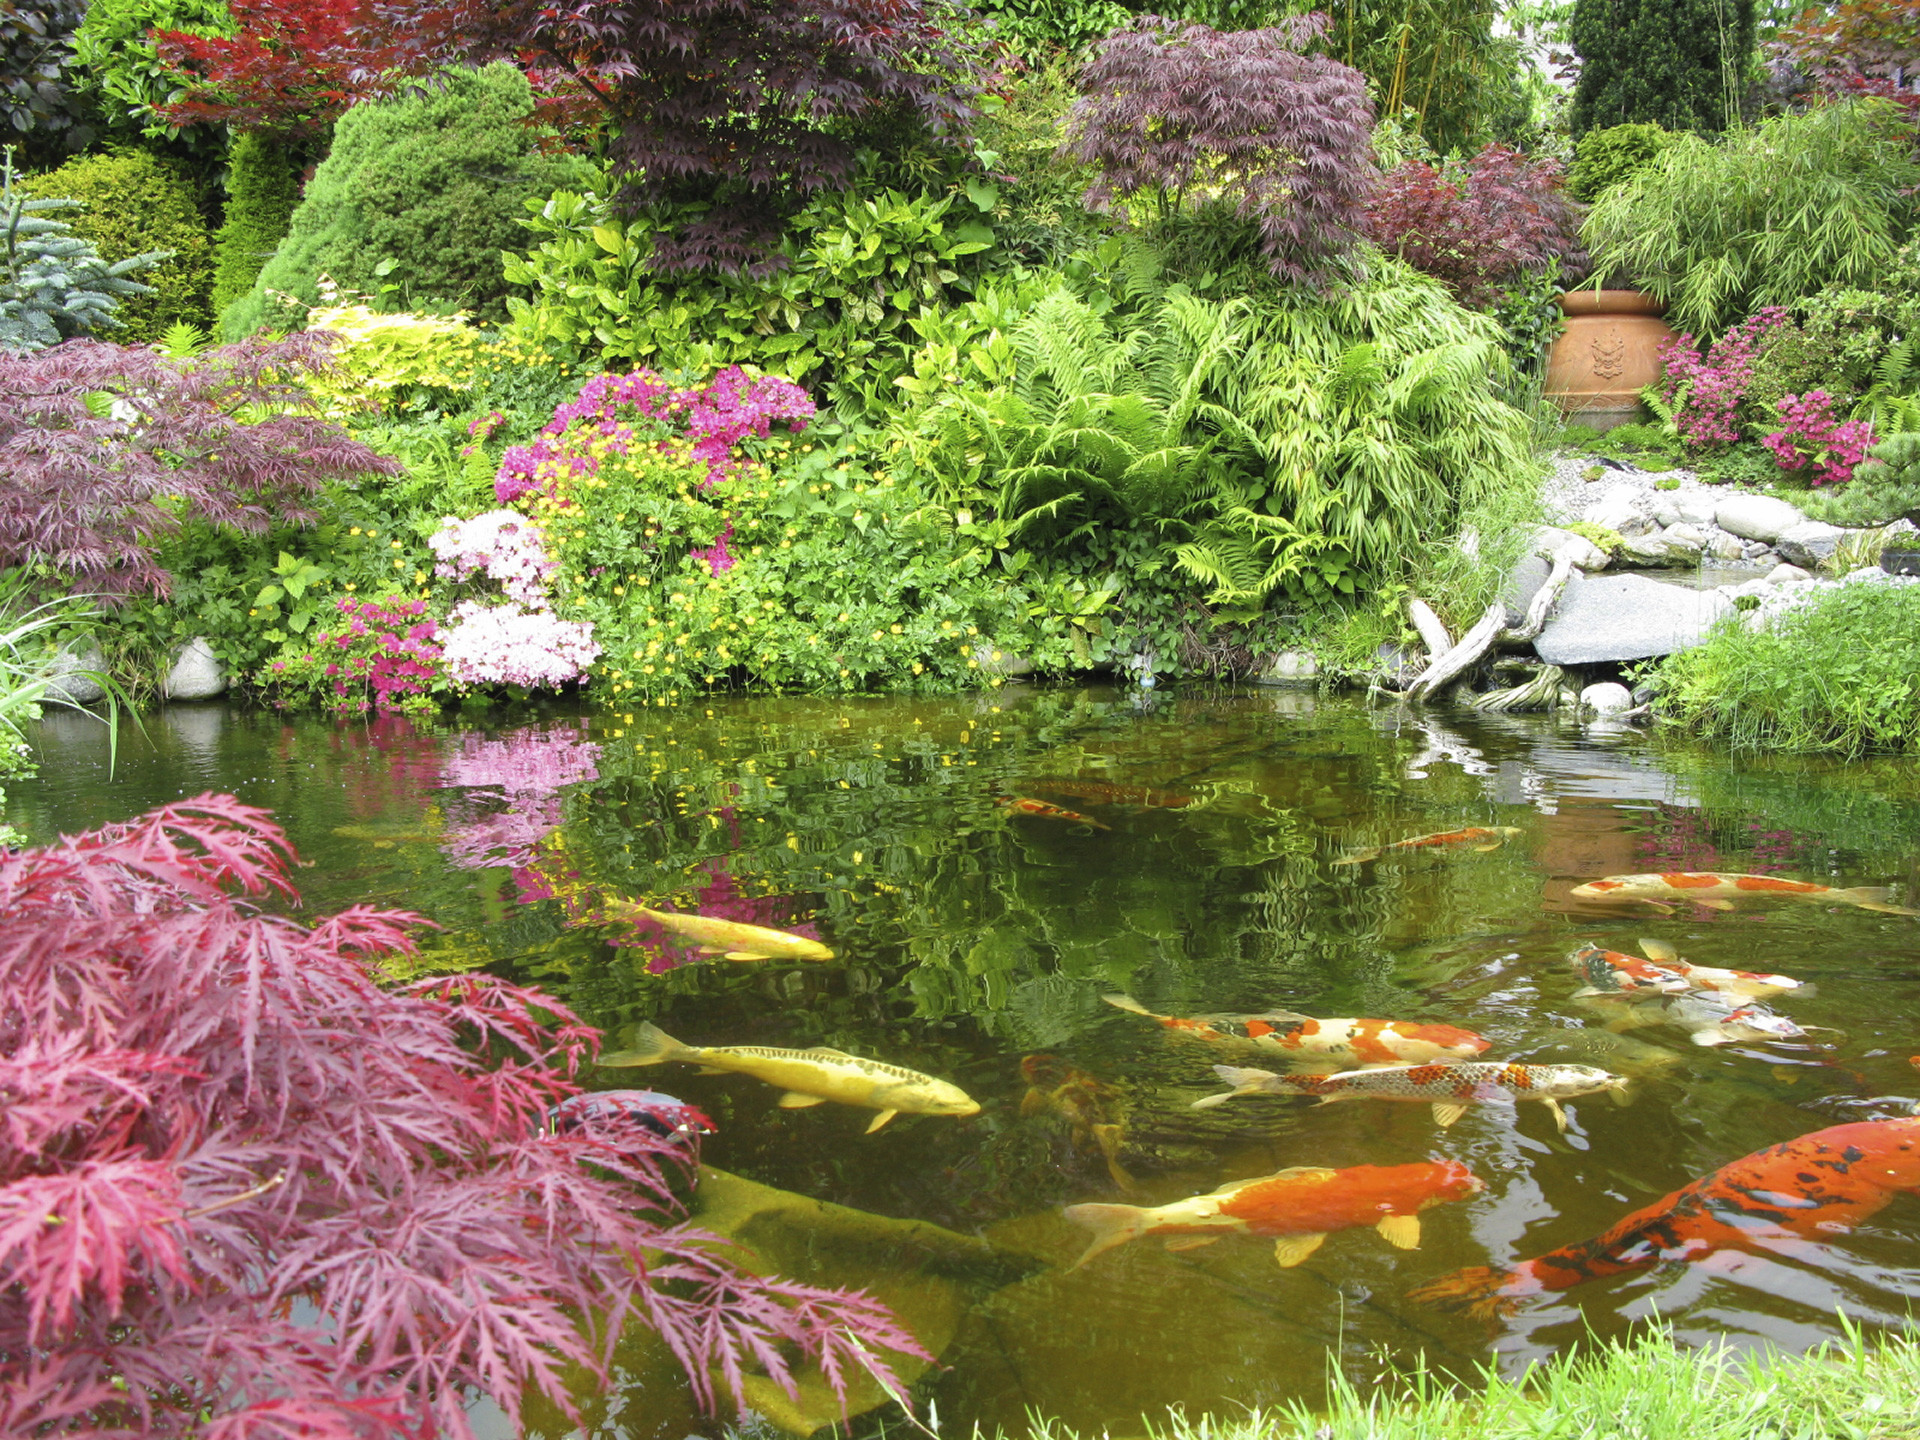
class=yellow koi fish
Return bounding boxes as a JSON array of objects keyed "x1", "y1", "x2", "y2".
[
  {"x1": 605, "y1": 899, "x2": 834, "y2": 961},
  {"x1": 1570, "y1": 871, "x2": 1920, "y2": 916},
  {"x1": 1333, "y1": 826, "x2": 1522, "y2": 867},
  {"x1": 600, "y1": 1023, "x2": 979, "y2": 1134}
]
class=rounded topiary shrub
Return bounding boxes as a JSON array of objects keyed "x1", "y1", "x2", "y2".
[
  {"x1": 223, "y1": 65, "x2": 591, "y2": 338},
  {"x1": 212, "y1": 132, "x2": 301, "y2": 315},
  {"x1": 18, "y1": 147, "x2": 214, "y2": 341},
  {"x1": 1565, "y1": 122, "x2": 1679, "y2": 203}
]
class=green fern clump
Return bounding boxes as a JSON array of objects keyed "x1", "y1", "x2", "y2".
[
  {"x1": 15, "y1": 147, "x2": 213, "y2": 341},
  {"x1": 0, "y1": 154, "x2": 160, "y2": 351},
  {"x1": 893, "y1": 245, "x2": 1536, "y2": 615},
  {"x1": 224, "y1": 65, "x2": 592, "y2": 337}
]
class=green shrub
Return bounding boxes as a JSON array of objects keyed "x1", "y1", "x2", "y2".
[
  {"x1": 1656, "y1": 582, "x2": 1920, "y2": 754},
  {"x1": 211, "y1": 131, "x2": 299, "y2": 314},
  {"x1": 72, "y1": 0, "x2": 230, "y2": 139},
  {"x1": 504, "y1": 177, "x2": 997, "y2": 406},
  {"x1": 0, "y1": 155, "x2": 159, "y2": 351},
  {"x1": 223, "y1": 64, "x2": 590, "y2": 338},
  {"x1": 1584, "y1": 100, "x2": 1920, "y2": 336},
  {"x1": 16, "y1": 147, "x2": 212, "y2": 340},
  {"x1": 1569, "y1": 0, "x2": 1751, "y2": 137},
  {"x1": 1565, "y1": 121, "x2": 1678, "y2": 202},
  {"x1": 1798, "y1": 432, "x2": 1920, "y2": 527}
]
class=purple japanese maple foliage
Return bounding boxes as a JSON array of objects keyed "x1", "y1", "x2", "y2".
[
  {"x1": 0, "y1": 336, "x2": 398, "y2": 595},
  {"x1": 0, "y1": 795, "x2": 923, "y2": 1438},
  {"x1": 1064, "y1": 13, "x2": 1376, "y2": 286}
]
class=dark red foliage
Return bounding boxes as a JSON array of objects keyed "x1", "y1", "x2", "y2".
[
  {"x1": 0, "y1": 336, "x2": 398, "y2": 596},
  {"x1": 1063, "y1": 13, "x2": 1376, "y2": 287},
  {"x1": 1775, "y1": 0, "x2": 1920, "y2": 117},
  {"x1": 365, "y1": 0, "x2": 983, "y2": 274},
  {"x1": 0, "y1": 795, "x2": 924, "y2": 1438},
  {"x1": 1364, "y1": 145, "x2": 1587, "y2": 309},
  {"x1": 153, "y1": 0, "x2": 402, "y2": 135}
]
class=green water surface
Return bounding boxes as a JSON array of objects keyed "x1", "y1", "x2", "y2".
[{"x1": 14, "y1": 688, "x2": 1920, "y2": 1435}]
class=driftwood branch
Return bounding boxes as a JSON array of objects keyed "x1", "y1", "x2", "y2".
[
  {"x1": 1467, "y1": 664, "x2": 1566, "y2": 712},
  {"x1": 1406, "y1": 598, "x2": 1454, "y2": 660},
  {"x1": 1399, "y1": 545, "x2": 1581, "y2": 703}
]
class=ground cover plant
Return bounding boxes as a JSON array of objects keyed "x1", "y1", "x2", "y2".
[
  {"x1": 0, "y1": 792, "x2": 922, "y2": 1434},
  {"x1": 1655, "y1": 583, "x2": 1920, "y2": 754}
]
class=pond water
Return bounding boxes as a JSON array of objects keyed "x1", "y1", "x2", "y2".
[{"x1": 14, "y1": 689, "x2": 1920, "y2": 1437}]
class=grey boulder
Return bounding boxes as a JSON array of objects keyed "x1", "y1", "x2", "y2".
[
  {"x1": 1580, "y1": 681, "x2": 1636, "y2": 715},
  {"x1": 1534, "y1": 574, "x2": 1733, "y2": 665},
  {"x1": 44, "y1": 644, "x2": 108, "y2": 705},
  {"x1": 165, "y1": 637, "x2": 227, "y2": 701},
  {"x1": 1256, "y1": 650, "x2": 1320, "y2": 686},
  {"x1": 1773, "y1": 520, "x2": 1848, "y2": 568},
  {"x1": 1715, "y1": 494, "x2": 1807, "y2": 543}
]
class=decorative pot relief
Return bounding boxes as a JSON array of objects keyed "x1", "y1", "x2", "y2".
[{"x1": 1589, "y1": 331, "x2": 1626, "y2": 380}]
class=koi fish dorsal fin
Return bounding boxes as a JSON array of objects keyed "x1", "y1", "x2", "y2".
[
  {"x1": 1245, "y1": 1009, "x2": 1312, "y2": 1023},
  {"x1": 1376, "y1": 1215, "x2": 1422, "y2": 1249},
  {"x1": 1101, "y1": 994, "x2": 1153, "y2": 1017},
  {"x1": 1271, "y1": 1233, "x2": 1326, "y2": 1268},
  {"x1": 1637, "y1": 937, "x2": 1681, "y2": 963},
  {"x1": 804, "y1": 1046, "x2": 854, "y2": 1057},
  {"x1": 1268, "y1": 1166, "x2": 1341, "y2": 1182}
]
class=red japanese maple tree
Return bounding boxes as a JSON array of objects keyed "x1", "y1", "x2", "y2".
[
  {"x1": 153, "y1": 0, "x2": 403, "y2": 134},
  {"x1": 1776, "y1": 0, "x2": 1920, "y2": 116},
  {"x1": 0, "y1": 794, "x2": 921, "y2": 1437}
]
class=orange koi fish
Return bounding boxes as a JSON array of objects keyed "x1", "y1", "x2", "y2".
[
  {"x1": 1632, "y1": 937, "x2": 1805, "y2": 999},
  {"x1": 1064, "y1": 1160, "x2": 1482, "y2": 1269},
  {"x1": 1333, "y1": 826, "x2": 1523, "y2": 867},
  {"x1": 1026, "y1": 778, "x2": 1192, "y2": 809},
  {"x1": 1568, "y1": 942, "x2": 1692, "y2": 998},
  {"x1": 1570, "y1": 872, "x2": 1920, "y2": 916},
  {"x1": 1020, "y1": 1054, "x2": 1133, "y2": 1191},
  {"x1": 1192, "y1": 1060, "x2": 1627, "y2": 1131},
  {"x1": 1411, "y1": 1116, "x2": 1920, "y2": 1319},
  {"x1": 996, "y1": 796, "x2": 1110, "y2": 830},
  {"x1": 1102, "y1": 993, "x2": 1488, "y2": 1069}
]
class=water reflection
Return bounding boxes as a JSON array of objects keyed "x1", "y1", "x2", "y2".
[{"x1": 13, "y1": 689, "x2": 1920, "y2": 1435}]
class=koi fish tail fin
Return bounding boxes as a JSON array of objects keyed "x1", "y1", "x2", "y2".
[
  {"x1": 1061, "y1": 1202, "x2": 1150, "y2": 1267},
  {"x1": 1192, "y1": 1064, "x2": 1281, "y2": 1109},
  {"x1": 1405, "y1": 1265, "x2": 1527, "y2": 1321},
  {"x1": 1101, "y1": 993, "x2": 1153, "y2": 1017},
  {"x1": 1331, "y1": 848, "x2": 1380, "y2": 868},
  {"x1": 598, "y1": 1021, "x2": 687, "y2": 1068},
  {"x1": 1839, "y1": 886, "x2": 1920, "y2": 917}
]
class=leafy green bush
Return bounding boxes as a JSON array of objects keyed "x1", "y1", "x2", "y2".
[
  {"x1": 1656, "y1": 582, "x2": 1920, "y2": 754},
  {"x1": 968, "y1": 62, "x2": 1108, "y2": 268},
  {"x1": 0, "y1": 155, "x2": 159, "y2": 350},
  {"x1": 16, "y1": 147, "x2": 213, "y2": 340},
  {"x1": 894, "y1": 245, "x2": 1535, "y2": 618},
  {"x1": 211, "y1": 130, "x2": 298, "y2": 315},
  {"x1": 1565, "y1": 121, "x2": 1678, "y2": 202},
  {"x1": 0, "y1": 0, "x2": 93, "y2": 165},
  {"x1": 1584, "y1": 100, "x2": 1920, "y2": 336},
  {"x1": 223, "y1": 64, "x2": 590, "y2": 338},
  {"x1": 300, "y1": 292, "x2": 550, "y2": 419},
  {"x1": 503, "y1": 179, "x2": 996, "y2": 404},
  {"x1": 1798, "y1": 432, "x2": 1920, "y2": 527},
  {"x1": 72, "y1": 0, "x2": 230, "y2": 139}
]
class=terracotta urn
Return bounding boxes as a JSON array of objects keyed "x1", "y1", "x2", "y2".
[{"x1": 1543, "y1": 290, "x2": 1677, "y2": 432}]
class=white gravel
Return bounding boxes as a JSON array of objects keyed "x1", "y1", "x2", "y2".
[{"x1": 1538, "y1": 453, "x2": 1722, "y2": 528}]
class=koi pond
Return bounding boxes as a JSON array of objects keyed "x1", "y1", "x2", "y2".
[{"x1": 14, "y1": 688, "x2": 1920, "y2": 1437}]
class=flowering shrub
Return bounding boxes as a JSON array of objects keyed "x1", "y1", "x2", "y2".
[
  {"x1": 0, "y1": 794, "x2": 923, "y2": 1436},
  {"x1": 438, "y1": 598, "x2": 600, "y2": 687},
  {"x1": 1657, "y1": 308, "x2": 1791, "y2": 449},
  {"x1": 428, "y1": 508, "x2": 557, "y2": 607},
  {"x1": 1762, "y1": 391, "x2": 1878, "y2": 486},
  {"x1": 259, "y1": 594, "x2": 443, "y2": 714},
  {"x1": 1364, "y1": 145, "x2": 1586, "y2": 309}
]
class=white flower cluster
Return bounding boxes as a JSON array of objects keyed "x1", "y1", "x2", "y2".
[
  {"x1": 427, "y1": 510, "x2": 555, "y2": 607},
  {"x1": 436, "y1": 600, "x2": 601, "y2": 688}
]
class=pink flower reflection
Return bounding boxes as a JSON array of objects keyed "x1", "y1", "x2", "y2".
[{"x1": 438, "y1": 726, "x2": 600, "y2": 871}]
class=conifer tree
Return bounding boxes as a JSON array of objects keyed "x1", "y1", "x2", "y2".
[
  {"x1": 1570, "y1": 0, "x2": 1757, "y2": 135},
  {"x1": 211, "y1": 132, "x2": 299, "y2": 314}
]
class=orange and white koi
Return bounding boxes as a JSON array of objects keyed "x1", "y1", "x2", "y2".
[
  {"x1": 1333, "y1": 826, "x2": 1523, "y2": 867},
  {"x1": 1633, "y1": 937, "x2": 1805, "y2": 1000},
  {"x1": 1102, "y1": 994, "x2": 1489, "y2": 1069},
  {"x1": 996, "y1": 796, "x2": 1110, "y2": 830},
  {"x1": 1064, "y1": 1160, "x2": 1482, "y2": 1269},
  {"x1": 1569, "y1": 942, "x2": 1692, "y2": 998},
  {"x1": 1570, "y1": 872, "x2": 1920, "y2": 916},
  {"x1": 1192, "y1": 1060, "x2": 1627, "y2": 1132},
  {"x1": 1026, "y1": 778, "x2": 1192, "y2": 809},
  {"x1": 603, "y1": 900, "x2": 833, "y2": 962},
  {"x1": 1411, "y1": 1117, "x2": 1920, "y2": 1319},
  {"x1": 1649, "y1": 990, "x2": 1814, "y2": 1047}
]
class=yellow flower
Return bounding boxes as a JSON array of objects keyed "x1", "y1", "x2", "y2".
[{"x1": 389, "y1": 540, "x2": 401, "y2": 549}]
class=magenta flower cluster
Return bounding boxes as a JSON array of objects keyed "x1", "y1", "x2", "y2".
[
  {"x1": 428, "y1": 509, "x2": 556, "y2": 606},
  {"x1": 267, "y1": 596, "x2": 441, "y2": 714},
  {"x1": 1762, "y1": 390, "x2": 1877, "y2": 487},
  {"x1": 494, "y1": 366, "x2": 814, "y2": 502},
  {"x1": 1657, "y1": 307, "x2": 1789, "y2": 449}
]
